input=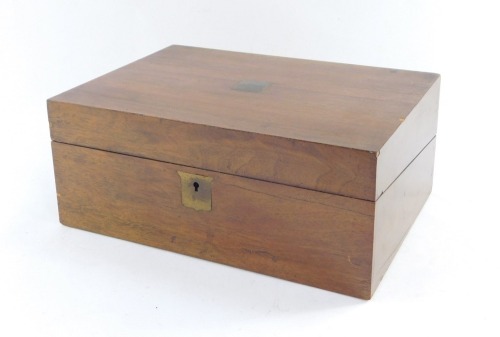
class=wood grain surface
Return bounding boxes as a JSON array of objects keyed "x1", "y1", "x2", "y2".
[
  {"x1": 48, "y1": 45, "x2": 440, "y2": 201},
  {"x1": 376, "y1": 79, "x2": 440, "y2": 199},
  {"x1": 49, "y1": 45, "x2": 438, "y2": 152},
  {"x1": 48, "y1": 101, "x2": 377, "y2": 200},
  {"x1": 48, "y1": 46, "x2": 440, "y2": 299},
  {"x1": 52, "y1": 141, "x2": 375, "y2": 299},
  {"x1": 372, "y1": 137, "x2": 436, "y2": 295}
]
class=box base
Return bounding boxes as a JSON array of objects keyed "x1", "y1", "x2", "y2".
[{"x1": 51, "y1": 138, "x2": 435, "y2": 299}]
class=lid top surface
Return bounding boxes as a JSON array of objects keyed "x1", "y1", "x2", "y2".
[{"x1": 51, "y1": 45, "x2": 439, "y2": 152}]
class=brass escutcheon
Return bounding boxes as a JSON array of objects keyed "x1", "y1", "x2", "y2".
[{"x1": 177, "y1": 171, "x2": 213, "y2": 211}]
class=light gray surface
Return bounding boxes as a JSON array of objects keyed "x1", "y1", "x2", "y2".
[{"x1": 1, "y1": 1, "x2": 499, "y2": 336}]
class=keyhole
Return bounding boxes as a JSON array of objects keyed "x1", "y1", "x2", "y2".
[{"x1": 193, "y1": 181, "x2": 199, "y2": 192}]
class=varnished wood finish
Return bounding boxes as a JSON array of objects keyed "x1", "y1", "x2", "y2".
[
  {"x1": 48, "y1": 46, "x2": 440, "y2": 299},
  {"x1": 372, "y1": 137, "x2": 436, "y2": 295},
  {"x1": 51, "y1": 137, "x2": 436, "y2": 299},
  {"x1": 48, "y1": 45, "x2": 439, "y2": 201},
  {"x1": 48, "y1": 101, "x2": 376, "y2": 200},
  {"x1": 52, "y1": 142, "x2": 375, "y2": 299},
  {"x1": 376, "y1": 79, "x2": 440, "y2": 199}
]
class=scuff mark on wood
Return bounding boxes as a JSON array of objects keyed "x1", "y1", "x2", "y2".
[{"x1": 243, "y1": 248, "x2": 278, "y2": 262}]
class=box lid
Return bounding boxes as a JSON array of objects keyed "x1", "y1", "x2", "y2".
[{"x1": 48, "y1": 45, "x2": 440, "y2": 201}]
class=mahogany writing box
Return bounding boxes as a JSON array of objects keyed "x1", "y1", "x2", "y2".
[{"x1": 48, "y1": 45, "x2": 440, "y2": 299}]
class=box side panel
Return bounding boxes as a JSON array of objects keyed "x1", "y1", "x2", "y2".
[
  {"x1": 52, "y1": 142, "x2": 375, "y2": 299},
  {"x1": 372, "y1": 138, "x2": 436, "y2": 296},
  {"x1": 376, "y1": 77, "x2": 440, "y2": 199},
  {"x1": 48, "y1": 101, "x2": 377, "y2": 201}
]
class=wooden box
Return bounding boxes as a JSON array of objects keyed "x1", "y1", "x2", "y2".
[{"x1": 48, "y1": 45, "x2": 440, "y2": 299}]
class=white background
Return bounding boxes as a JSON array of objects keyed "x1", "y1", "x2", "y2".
[{"x1": 1, "y1": 1, "x2": 499, "y2": 336}]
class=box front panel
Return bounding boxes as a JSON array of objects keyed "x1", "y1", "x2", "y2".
[
  {"x1": 48, "y1": 101, "x2": 378, "y2": 201},
  {"x1": 52, "y1": 142, "x2": 375, "y2": 299}
]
